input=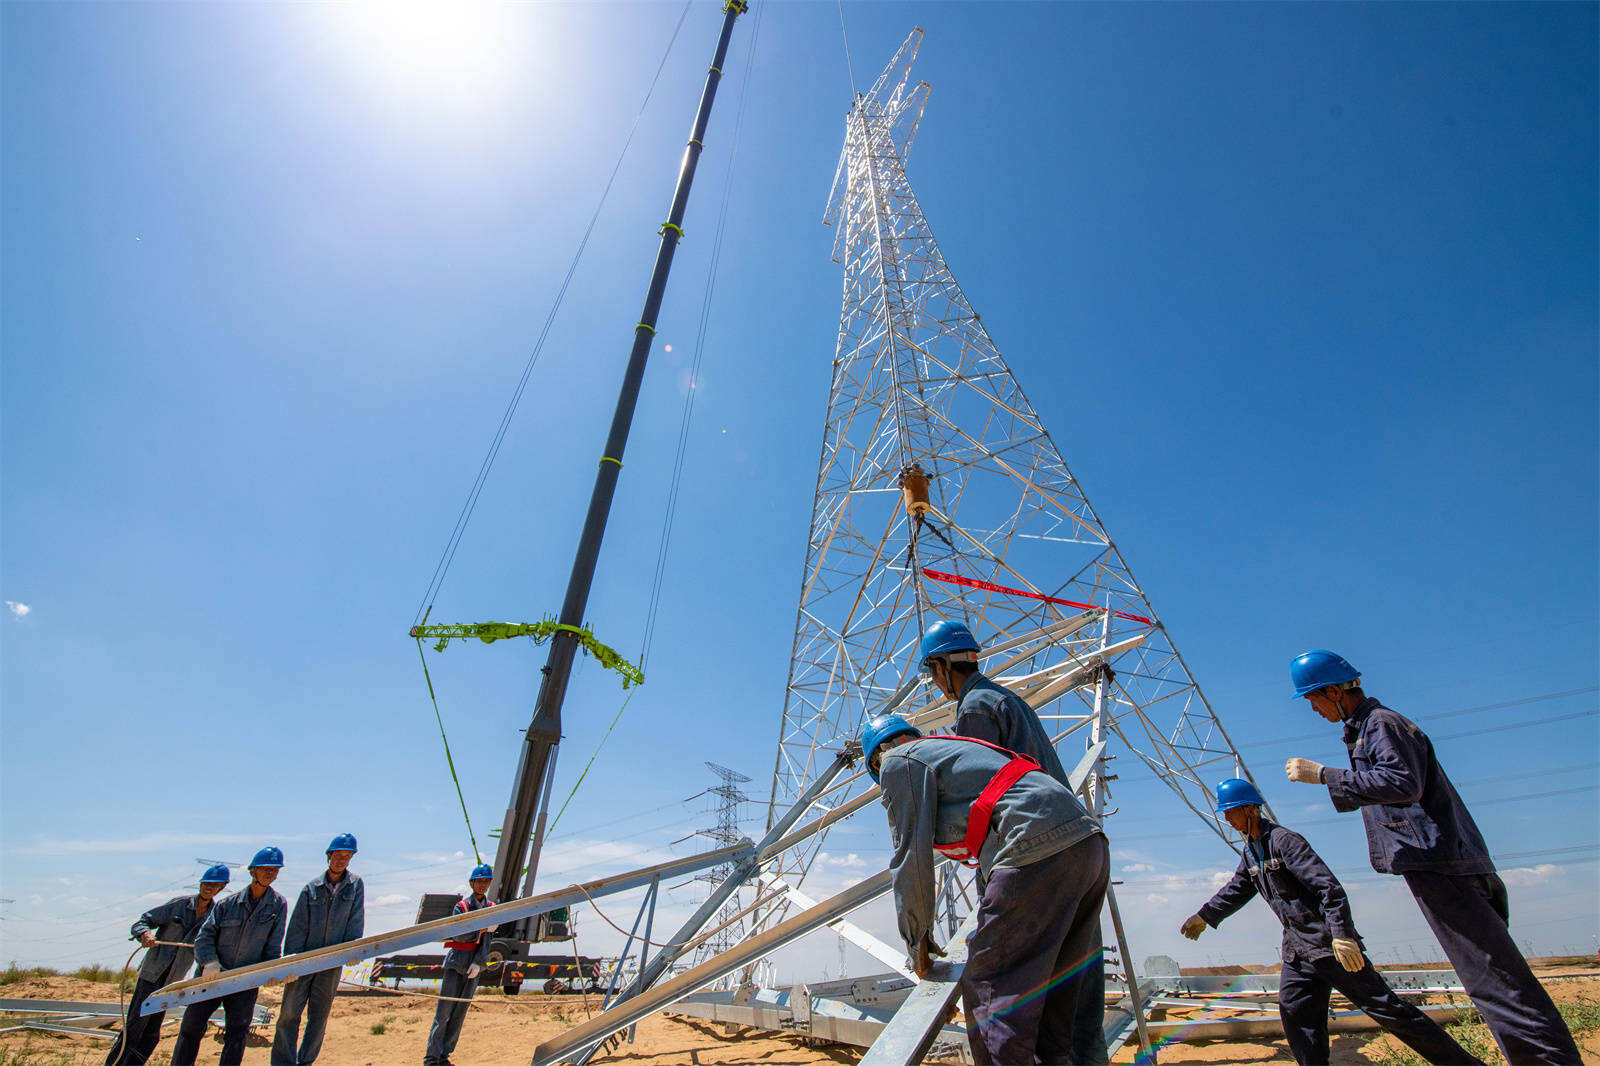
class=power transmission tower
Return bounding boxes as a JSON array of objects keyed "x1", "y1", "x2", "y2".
[
  {"x1": 690, "y1": 762, "x2": 752, "y2": 984},
  {"x1": 757, "y1": 27, "x2": 1270, "y2": 1032}
]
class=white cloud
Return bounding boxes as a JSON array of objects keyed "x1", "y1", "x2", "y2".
[
  {"x1": 6, "y1": 601, "x2": 30, "y2": 618},
  {"x1": 1122, "y1": 862, "x2": 1155, "y2": 873},
  {"x1": 1501, "y1": 864, "x2": 1560, "y2": 887},
  {"x1": 816, "y1": 852, "x2": 867, "y2": 869},
  {"x1": 1145, "y1": 893, "x2": 1169, "y2": 905},
  {"x1": 373, "y1": 893, "x2": 412, "y2": 906}
]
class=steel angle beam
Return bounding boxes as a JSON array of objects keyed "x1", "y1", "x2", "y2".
[
  {"x1": 531, "y1": 869, "x2": 894, "y2": 1066},
  {"x1": 759, "y1": 872, "x2": 912, "y2": 978},
  {"x1": 0, "y1": 999, "x2": 129, "y2": 1016},
  {"x1": 1101, "y1": 979, "x2": 1158, "y2": 1055},
  {"x1": 1146, "y1": 967, "x2": 1466, "y2": 996},
  {"x1": 140, "y1": 840, "x2": 753, "y2": 1015},
  {"x1": 858, "y1": 911, "x2": 978, "y2": 1066},
  {"x1": 1146, "y1": 1004, "x2": 1471, "y2": 1041}
]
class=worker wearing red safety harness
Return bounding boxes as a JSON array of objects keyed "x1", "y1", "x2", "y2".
[
  {"x1": 864, "y1": 715, "x2": 1109, "y2": 1066},
  {"x1": 424, "y1": 864, "x2": 495, "y2": 1066}
]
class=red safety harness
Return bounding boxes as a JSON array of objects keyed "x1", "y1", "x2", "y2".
[
  {"x1": 929, "y1": 736, "x2": 1042, "y2": 867},
  {"x1": 443, "y1": 896, "x2": 493, "y2": 951}
]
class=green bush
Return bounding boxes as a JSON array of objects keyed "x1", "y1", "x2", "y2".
[
  {"x1": 1370, "y1": 996, "x2": 1598, "y2": 1066},
  {"x1": 370, "y1": 1022, "x2": 387, "y2": 1035},
  {"x1": 0, "y1": 963, "x2": 56, "y2": 987}
]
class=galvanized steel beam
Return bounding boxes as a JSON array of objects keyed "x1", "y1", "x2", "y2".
[{"x1": 139, "y1": 841, "x2": 753, "y2": 1015}]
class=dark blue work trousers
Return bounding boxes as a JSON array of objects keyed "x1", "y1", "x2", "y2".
[
  {"x1": 170, "y1": 988, "x2": 259, "y2": 1066},
  {"x1": 271, "y1": 967, "x2": 341, "y2": 1064},
  {"x1": 106, "y1": 976, "x2": 165, "y2": 1065},
  {"x1": 961, "y1": 832, "x2": 1110, "y2": 1066},
  {"x1": 1279, "y1": 954, "x2": 1484, "y2": 1066},
  {"x1": 1404, "y1": 871, "x2": 1580, "y2": 1065},
  {"x1": 424, "y1": 967, "x2": 479, "y2": 1065}
]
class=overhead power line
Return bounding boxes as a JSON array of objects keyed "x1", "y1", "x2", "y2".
[{"x1": 1237, "y1": 687, "x2": 1598, "y2": 749}]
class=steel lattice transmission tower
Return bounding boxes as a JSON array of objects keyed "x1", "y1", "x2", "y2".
[
  {"x1": 758, "y1": 29, "x2": 1269, "y2": 942},
  {"x1": 690, "y1": 762, "x2": 752, "y2": 982}
]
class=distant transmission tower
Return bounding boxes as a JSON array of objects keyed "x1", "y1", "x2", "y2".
[{"x1": 690, "y1": 762, "x2": 751, "y2": 983}]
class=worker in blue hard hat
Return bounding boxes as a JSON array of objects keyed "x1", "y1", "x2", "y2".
[
  {"x1": 1282, "y1": 651, "x2": 1580, "y2": 1065},
  {"x1": 919, "y1": 618, "x2": 1070, "y2": 787},
  {"x1": 1181, "y1": 780, "x2": 1484, "y2": 1066},
  {"x1": 424, "y1": 863, "x2": 496, "y2": 1066},
  {"x1": 106, "y1": 864, "x2": 230, "y2": 1065},
  {"x1": 862, "y1": 713, "x2": 1109, "y2": 1065},
  {"x1": 273, "y1": 833, "x2": 364, "y2": 1065},
  {"x1": 172, "y1": 846, "x2": 289, "y2": 1066}
]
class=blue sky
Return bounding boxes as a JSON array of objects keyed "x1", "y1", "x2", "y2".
[{"x1": 3, "y1": 1, "x2": 1596, "y2": 983}]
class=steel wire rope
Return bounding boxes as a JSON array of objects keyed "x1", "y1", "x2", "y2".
[
  {"x1": 1235, "y1": 687, "x2": 1599, "y2": 749},
  {"x1": 535, "y1": 2, "x2": 767, "y2": 855},
  {"x1": 409, "y1": 0, "x2": 696, "y2": 628},
  {"x1": 835, "y1": 0, "x2": 859, "y2": 100},
  {"x1": 638, "y1": 0, "x2": 764, "y2": 669}
]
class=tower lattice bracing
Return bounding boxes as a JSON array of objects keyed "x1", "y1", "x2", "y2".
[{"x1": 759, "y1": 29, "x2": 1268, "y2": 936}]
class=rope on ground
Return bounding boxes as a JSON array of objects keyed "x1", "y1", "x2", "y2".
[{"x1": 416, "y1": 636, "x2": 483, "y2": 863}]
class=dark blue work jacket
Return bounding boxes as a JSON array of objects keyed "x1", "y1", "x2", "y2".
[
  {"x1": 953, "y1": 673, "x2": 1071, "y2": 787},
  {"x1": 130, "y1": 894, "x2": 212, "y2": 984},
  {"x1": 1323, "y1": 698, "x2": 1495, "y2": 876},
  {"x1": 1197, "y1": 821, "x2": 1360, "y2": 963},
  {"x1": 284, "y1": 871, "x2": 364, "y2": 956},
  {"x1": 194, "y1": 885, "x2": 287, "y2": 970}
]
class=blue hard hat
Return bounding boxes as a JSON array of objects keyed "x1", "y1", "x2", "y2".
[
  {"x1": 249, "y1": 846, "x2": 285, "y2": 868},
  {"x1": 860, "y1": 714, "x2": 922, "y2": 782},
  {"x1": 326, "y1": 833, "x2": 358, "y2": 854},
  {"x1": 469, "y1": 863, "x2": 493, "y2": 881},
  {"x1": 919, "y1": 619, "x2": 979, "y2": 664},
  {"x1": 200, "y1": 864, "x2": 231, "y2": 885},
  {"x1": 1215, "y1": 778, "x2": 1266, "y2": 813},
  {"x1": 1289, "y1": 649, "x2": 1360, "y2": 698}
]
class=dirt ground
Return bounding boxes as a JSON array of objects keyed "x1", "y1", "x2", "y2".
[{"x1": 2, "y1": 967, "x2": 1596, "y2": 1065}]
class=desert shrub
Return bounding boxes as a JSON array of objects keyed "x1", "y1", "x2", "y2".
[
  {"x1": 0, "y1": 964, "x2": 56, "y2": 986},
  {"x1": 370, "y1": 1022, "x2": 387, "y2": 1035}
]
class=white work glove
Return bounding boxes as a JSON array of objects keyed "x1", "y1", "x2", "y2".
[
  {"x1": 201, "y1": 962, "x2": 222, "y2": 978},
  {"x1": 1285, "y1": 757, "x2": 1325, "y2": 785},
  {"x1": 1180, "y1": 914, "x2": 1207, "y2": 940},
  {"x1": 1331, "y1": 937, "x2": 1364, "y2": 972},
  {"x1": 138, "y1": 931, "x2": 157, "y2": 949},
  {"x1": 466, "y1": 964, "x2": 481, "y2": 979}
]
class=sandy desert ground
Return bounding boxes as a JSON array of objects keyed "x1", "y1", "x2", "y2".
[{"x1": 2, "y1": 965, "x2": 1596, "y2": 1065}]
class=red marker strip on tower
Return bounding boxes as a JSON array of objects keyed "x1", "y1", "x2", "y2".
[{"x1": 920, "y1": 568, "x2": 1154, "y2": 626}]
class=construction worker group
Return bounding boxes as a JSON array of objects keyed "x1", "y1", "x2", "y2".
[
  {"x1": 109, "y1": 623, "x2": 1579, "y2": 1066},
  {"x1": 861, "y1": 624, "x2": 1580, "y2": 1065},
  {"x1": 111, "y1": 837, "x2": 497, "y2": 1066}
]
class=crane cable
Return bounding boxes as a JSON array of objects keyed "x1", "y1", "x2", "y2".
[
  {"x1": 407, "y1": 1, "x2": 696, "y2": 860},
  {"x1": 640, "y1": 0, "x2": 765, "y2": 670},
  {"x1": 542, "y1": 3, "x2": 767, "y2": 850},
  {"x1": 410, "y1": 0, "x2": 697, "y2": 630}
]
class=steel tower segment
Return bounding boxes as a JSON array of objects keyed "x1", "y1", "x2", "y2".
[{"x1": 763, "y1": 28, "x2": 1270, "y2": 924}]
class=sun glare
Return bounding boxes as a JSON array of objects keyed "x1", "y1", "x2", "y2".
[{"x1": 331, "y1": 1, "x2": 526, "y2": 102}]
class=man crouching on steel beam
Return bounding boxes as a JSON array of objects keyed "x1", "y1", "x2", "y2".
[
  {"x1": 863, "y1": 713, "x2": 1110, "y2": 1066},
  {"x1": 1181, "y1": 779, "x2": 1484, "y2": 1066}
]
